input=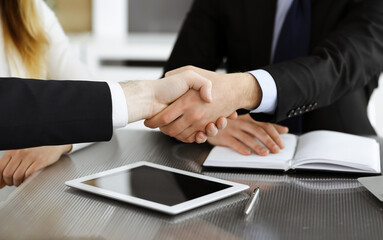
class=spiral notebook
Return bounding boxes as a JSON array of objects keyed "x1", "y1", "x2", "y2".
[{"x1": 203, "y1": 131, "x2": 381, "y2": 174}]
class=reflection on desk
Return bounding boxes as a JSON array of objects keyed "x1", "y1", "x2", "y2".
[{"x1": 0, "y1": 129, "x2": 383, "y2": 240}]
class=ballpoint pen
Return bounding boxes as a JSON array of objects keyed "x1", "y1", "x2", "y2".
[{"x1": 244, "y1": 187, "x2": 260, "y2": 215}]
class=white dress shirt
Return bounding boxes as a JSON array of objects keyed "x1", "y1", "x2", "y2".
[
  {"x1": 250, "y1": 0, "x2": 294, "y2": 114},
  {"x1": 0, "y1": 0, "x2": 128, "y2": 152}
]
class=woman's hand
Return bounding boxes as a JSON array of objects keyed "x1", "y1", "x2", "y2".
[
  {"x1": 0, "y1": 145, "x2": 72, "y2": 188},
  {"x1": 208, "y1": 114, "x2": 288, "y2": 155}
]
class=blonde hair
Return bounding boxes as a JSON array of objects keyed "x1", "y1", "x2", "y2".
[{"x1": 1, "y1": 0, "x2": 49, "y2": 78}]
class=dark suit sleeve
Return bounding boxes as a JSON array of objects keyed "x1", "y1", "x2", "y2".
[
  {"x1": 252, "y1": 0, "x2": 383, "y2": 123},
  {"x1": 164, "y1": 0, "x2": 224, "y2": 73},
  {"x1": 0, "y1": 78, "x2": 113, "y2": 150}
]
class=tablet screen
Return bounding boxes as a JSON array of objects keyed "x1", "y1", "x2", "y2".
[{"x1": 82, "y1": 166, "x2": 231, "y2": 206}]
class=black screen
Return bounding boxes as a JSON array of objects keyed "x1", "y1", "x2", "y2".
[{"x1": 82, "y1": 166, "x2": 230, "y2": 206}]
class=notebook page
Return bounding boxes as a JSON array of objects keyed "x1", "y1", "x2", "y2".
[
  {"x1": 293, "y1": 131, "x2": 380, "y2": 173},
  {"x1": 203, "y1": 134, "x2": 298, "y2": 170}
]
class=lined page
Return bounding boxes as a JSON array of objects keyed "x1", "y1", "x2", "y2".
[{"x1": 203, "y1": 134, "x2": 298, "y2": 170}]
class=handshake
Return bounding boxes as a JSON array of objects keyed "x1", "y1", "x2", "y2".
[{"x1": 122, "y1": 66, "x2": 262, "y2": 143}]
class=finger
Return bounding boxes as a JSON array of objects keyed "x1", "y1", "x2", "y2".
[
  {"x1": 3, "y1": 156, "x2": 22, "y2": 186},
  {"x1": 25, "y1": 162, "x2": 42, "y2": 180},
  {"x1": 0, "y1": 152, "x2": 12, "y2": 188},
  {"x1": 174, "y1": 117, "x2": 209, "y2": 142},
  {"x1": 257, "y1": 122, "x2": 285, "y2": 149},
  {"x1": 273, "y1": 124, "x2": 289, "y2": 134},
  {"x1": 242, "y1": 123, "x2": 281, "y2": 153},
  {"x1": 233, "y1": 130, "x2": 270, "y2": 156},
  {"x1": 195, "y1": 132, "x2": 207, "y2": 144},
  {"x1": 0, "y1": 181, "x2": 6, "y2": 189},
  {"x1": 144, "y1": 102, "x2": 185, "y2": 129},
  {"x1": 216, "y1": 117, "x2": 227, "y2": 130},
  {"x1": 159, "y1": 116, "x2": 193, "y2": 138},
  {"x1": 174, "y1": 124, "x2": 199, "y2": 143},
  {"x1": 13, "y1": 158, "x2": 35, "y2": 187},
  {"x1": 228, "y1": 111, "x2": 238, "y2": 120},
  {"x1": 205, "y1": 123, "x2": 218, "y2": 137},
  {"x1": 183, "y1": 71, "x2": 212, "y2": 103},
  {"x1": 224, "y1": 137, "x2": 251, "y2": 155}
]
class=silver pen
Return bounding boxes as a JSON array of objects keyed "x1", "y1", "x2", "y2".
[{"x1": 244, "y1": 187, "x2": 260, "y2": 215}]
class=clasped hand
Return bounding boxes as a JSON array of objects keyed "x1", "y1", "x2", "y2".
[{"x1": 145, "y1": 66, "x2": 261, "y2": 143}]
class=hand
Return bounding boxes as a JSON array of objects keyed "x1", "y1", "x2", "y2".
[
  {"x1": 144, "y1": 66, "x2": 262, "y2": 143},
  {"x1": 208, "y1": 114, "x2": 289, "y2": 155},
  {"x1": 120, "y1": 69, "x2": 235, "y2": 142},
  {"x1": 156, "y1": 67, "x2": 238, "y2": 144},
  {"x1": 0, "y1": 145, "x2": 72, "y2": 188}
]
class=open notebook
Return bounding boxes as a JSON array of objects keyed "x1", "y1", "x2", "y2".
[{"x1": 203, "y1": 130, "x2": 381, "y2": 174}]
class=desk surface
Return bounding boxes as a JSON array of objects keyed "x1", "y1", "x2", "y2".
[{"x1": 1, "y1": 130, "x2": 383, "y2": 240}]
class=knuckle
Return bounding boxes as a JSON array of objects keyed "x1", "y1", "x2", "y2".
[
  {"x1": 159, "y1": 115, "x2": 172, "y2": 126},
  {"x1": 189, "y1": 112, "x2": 203, "y2": 123},
  {"x1": 160, "y1": 127, "x2": 171, "y2": 136},
  {"x1": 184, "y1": 65, "x2": 195, "y2": 71},
  {"x1": 167, "y1": 129, "x2": 179, "y2": 138},
  {"x1": 3, "y1": 170, "x2": 13, "y2": 180},
  {"x1": 13, "y1": 173, "x2": 23, "y2": 182},
  {"x1": 263, "y1": 123, "x2": 273, "y2": 130}
]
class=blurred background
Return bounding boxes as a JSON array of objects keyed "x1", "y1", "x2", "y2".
[
  {"x1": 46, "y1": 0, "x2": 192, "y2": 81},
  {"x1": 44, "y1": 0, "x2": 383, "y2": 136}
]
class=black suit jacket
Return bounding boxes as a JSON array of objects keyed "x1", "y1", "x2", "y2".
[
  {"x1": 0, "y1": 78, "x2": 113, "y2": 150},
  {"x1": 164, "y1": 0, "x2": 383, "y2": 135}
]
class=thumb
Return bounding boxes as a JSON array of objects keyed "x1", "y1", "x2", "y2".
[{"x1": 183, "y1": 71, "x2": 213, "y2": 103}]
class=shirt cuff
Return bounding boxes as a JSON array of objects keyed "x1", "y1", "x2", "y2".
[
  {"x1": 248, "y1": 69, "x2": 277, "y2": 114},
  {"x1": 69, "y1": 143, "x2": 94, "y2": 153},
  {"x1": 107, "y1": 82, "x2": 129, "y2": 128}
]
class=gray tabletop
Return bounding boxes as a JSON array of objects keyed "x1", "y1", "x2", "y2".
[{"x1": 1, "y1": 129, "x2": 383, "y2": 240}]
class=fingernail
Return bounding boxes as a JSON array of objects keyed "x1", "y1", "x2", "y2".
[
  {"x1": 279, "y1": 141, "x2": 285, "y2": 149},
  {"x1": 260, "y1": 148, "x2": 269, "y2": 155},
  {"x1": 209, "y1": 128, "x2": 218, "y2": 136},
  {"x1": 272, "y1": 145, "x2": 280, "y2": 153},
  {"x1": 196, "y1": 137, "x2": 206, "y2": 143}
]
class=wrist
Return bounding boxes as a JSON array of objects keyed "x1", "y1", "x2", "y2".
[
  {"x1": 238, "y1": 73, "x2": 262, "y2": 109},
  {"x1": 120, "y1": 81, "x2": 155, "y2": 123}
]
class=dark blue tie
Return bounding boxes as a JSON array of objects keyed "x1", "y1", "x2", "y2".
[{"x1": 273, "y1": 0, "x2": 311, "y2": 134}]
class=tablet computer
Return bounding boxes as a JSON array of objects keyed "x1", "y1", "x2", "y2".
[{"x1": 65, "y1": 161, "x2": 249, "y2": 215}]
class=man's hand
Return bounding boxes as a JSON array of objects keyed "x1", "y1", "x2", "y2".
[
  {"x1": 208, "y1": 114, "x2": 288, "y2": 155},
  {"x1": 0, "y1": 145, "x2": 72, "y2": 188},
  {"x1": 144, "y1": 66, "x2": 262, "y2": 143},
  {"x1": 120, "y1": 69, "x2": 236, "y2": 143}
]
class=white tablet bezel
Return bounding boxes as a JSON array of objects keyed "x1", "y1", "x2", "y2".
[{"x1": 65, "y1": 161, "x2": 249, "y2": 215}]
